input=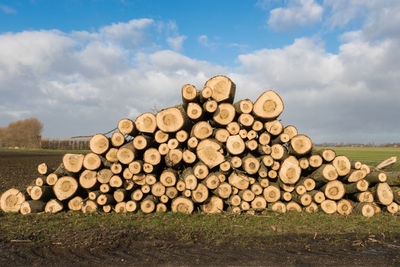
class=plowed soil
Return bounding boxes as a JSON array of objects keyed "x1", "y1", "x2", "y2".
[{"x1": 1, "y1": 150, "x2": 400, "y2": 266}]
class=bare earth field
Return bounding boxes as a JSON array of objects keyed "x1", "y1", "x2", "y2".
[{"x1": 1, "y1": 149, "x2": 400, "y2": 266}]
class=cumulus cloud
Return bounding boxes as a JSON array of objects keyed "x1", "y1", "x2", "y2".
[
  {"x1": 268, "y1": 0, "x2": 323, "y2": 31},
  {"x1": 167, "y1": 35, "x2": 186, "y2": 51}
]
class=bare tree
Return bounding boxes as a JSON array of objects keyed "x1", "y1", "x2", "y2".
[{"x1": 0, "y1": 118, "x2": 43, "y2": 148}]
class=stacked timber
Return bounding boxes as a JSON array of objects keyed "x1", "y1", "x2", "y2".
[{"x1": 1, "y1": 76, "x2": 399, "y2": 217}]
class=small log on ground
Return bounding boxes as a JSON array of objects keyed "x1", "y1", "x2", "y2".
[
  {"x1": 171, "y1": 197, "x2": 194, "y2": 214},
  {"x1": 0, "y1": 188, "x2": 25, "y2": 212},
  {"x1": 45, "y1": 199, "x2": 63, "y2": 213},
  {"x1": 201, "y1": 196, "x2": 223, "y2": 213},
  {"x1": 20, "y1": 200, "x2": 45, "y2": 214}
]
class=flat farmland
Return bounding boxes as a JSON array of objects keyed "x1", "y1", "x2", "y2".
[{"x1": 0, "y1": 148, "x2": 400, "y2": 266}]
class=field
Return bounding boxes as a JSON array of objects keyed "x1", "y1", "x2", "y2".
[{"x1": 1, "y1": 148, "x2": 400, "y2": 265}]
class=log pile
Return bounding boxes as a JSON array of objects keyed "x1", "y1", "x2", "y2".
[{"x1": 1, "y1": 76, "x2": 399, "y2": 217}]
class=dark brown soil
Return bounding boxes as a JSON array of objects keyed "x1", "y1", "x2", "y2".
[{"x1": 1, "y1": 150, "x2": 400, "y2": 266}]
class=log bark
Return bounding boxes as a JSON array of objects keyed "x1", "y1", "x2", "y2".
[
  {"x1": 20, "y1": 200, "x2": 45, "y2": 214},
  {"x1": 364, "y1": 171, "x2": 387, "y2": 184},
  {"x1": 354, "y1": 202, "x2": 375, "y2": 217},
  {"x1": 376, "y1": 156, "x2": 397, "y2": 170},
  {"x1": 30, "y1": 185, "x2": 53, "y2": 201}
]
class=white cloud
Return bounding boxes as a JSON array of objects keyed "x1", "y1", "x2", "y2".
[
  {"x1": 167, "y1": 35, "x2": 186, "y2": 51},
  {"x1": 0, "y1": 4, "x2": 16, "y2": 14},
  {"x1": 268, "y1": 0, "x2": 323, "y2": 31}
]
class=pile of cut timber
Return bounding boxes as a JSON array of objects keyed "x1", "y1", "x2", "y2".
[{"x1": 1, "y1": 76, "x2": 399, "y2": 217}]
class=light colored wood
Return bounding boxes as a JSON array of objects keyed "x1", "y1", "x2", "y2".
[
  {"x1": 105, "y1": 148, "x2": 119, "y2": 163},
  {"x1": 154, "y1": 130, "x2": 169, "y2": 143},
  {"x1": 230, "y1": 156, "x2": 242, "y2": 168},
  {"x1": 304, "y1": 202, "x2": 318, "y2": 213},
  {"x1": 35, "y1": 177, "x2": 44, "y2": 186},
  {"x1": 176, "y1": 180, "x2": 186, "y2": 192},
  {"x1": 143, "y1": 148, "x2": 161, "y2": 165},
  {"x1": 176, "y1": 129, "x2": 189, "y2": 143},
  {"x1": 186, "y1": 102, "x2": 203, "y2": 121},
  {"x1": 372, "y1": 182, "x2": 393, "y2": 205},
  {"x1": 83, "y1": 153, "x2": 101, "y2": 170},
  {"x1": 187, "y1": 136, "x2": 199, "y2": 150},
  {"x1": 30, "y1": 185, "x2": 52, "y2": 201},
  {"x1": 251, "y1": 196, "x2": 267, "y2": 211},
  {"x1": 20, "y1": 200, "x2": 45, "y2": 214},
  {"x1": 281, "y1": 191, "x2": 292, "y2": 202},
  {"x1": 182, "y1": 149, "x2": 196, "y2": 164},
  {"x1": 320, "y1": 199, "x2": 337, "y2": 214},
  {"x1": 226, "y1": 135, "x2": 245, "y2": 155},
  {"x1": 376, "y1": 156, "x2": 397, "y2": 170},
  {"x1": 205, "y1": 75, "x2": 236, "y2": 103},
  {"x1": 113, "y1": 189, "x2": 127, "y2": 202},
  {"x1": 140, "y1": 196, "x2": 156, "y2": 213},
  {"x1": 90, "y1": 134, "x2": 109, "y2": 155},
  {"x1": 354, "y1": 202, "x2": 375, "y2": 217},
  {"x1": 298, "y1": 178, "x2": 316, "y2": 191},
  {"x1": 201, "y1": 86, "x2": 213, "y2": 101},
  {"x1": 182, "y1": 84, "x2": 199, "y2": 104},
  {"x1": 332, "y1": 155, "x2": 351, "y2": 176},
  {"x1": 262, "y1": 155, "x2": 274, "y2": 167},
  {"x1": 82, "y1": 200, "x2": 97, "y2": 213},
  {"x1": 160, "y1": 169, "x2": 177, "y2": 187},
  {"x1": 110, "y1": 175, "x2": 123, "y2": 188},
  {"x1": 201, "y1": 196, "x2": 223, "y2": 213},
  {"x1": 158, "y1": 143, "x2": 169, "y2": 155},
  {"x1": 117, "y1": 118, "x2": 136, "y2": 135},
  {"x1": 192, "y1": 183, "x2": 209, "y2": 203},
  {"x1": 258, "y1": 163, "x2": 268, "y2": 178},
  {"x1": 292, "y1": 192, "x2": 312, "y2": 206},
  {"x1": 264, "y1": 120, "x2": 283, "y2": 136},
  {"x1": 143, "y1": 163, "x2": 154, "y2": 174},
  {"x1": 165, "y1": 148, "x2": 183, "y2": 167},
  {"x1": 204, "y1": 173, "x2": 220, "y2": 190},
  {"x1": 126, "y1": 200, "x2": 138, "y2": 212},
  {"x1": 171, "y1": 197, "x2": 194, "y2": 214},
  {"x1": 279, "y1": 156, "x2": 301, "y2": 184},
  {"x1": 117, "y1": 143, "x2": 137, "y2": 165},
  {"x1": 193, "y1": 161, "x2": 209, "y2": 179},
  {"x1": 203, "y1": 100, "x2": 218, "y2": 113},
  {"x1": 299, "y1": 157, "x2": 311, "y2": 170},
  {"x1": 111, "y1": 162, "x2": 122, "y2": 174},
  {"x1": 45, "y1": 199, "x2": 63, "y2": 213},
  {"x1": 166, "y1": 187, "x2": 178, "y2": 199},
  {"x1": 97, "y1": 168, "x2": 113, "y2": 184},
  {"x1": 167, "y1": 138, "x2": 179, "y2": 150},
  {"x1": 114, "y1": 202, "x2": 127, "y2": 213},
  {"x1": 234, "y1": 99, "x2": 253, "y2": 114},
  {"x1": 228, "y1": 195, "x2": 241, "y2": 206},
  {"x1": 192, "y1": 121, "x2": 213, "y2": 140},
  {"x1": 182, "y1": 167, "x2": 198, "y2": 190},
  {"x1": 239, "y1": 189, "x2": 255, "y2": 202},
  {"x1": 344, "y1": 179, "x2": 369, "y2": 194},
  {"x1": 215, "y1": 128, "x2": 230, "y2": 143},
  {"x1": 238, "y1": 113, "x2": 254, "y2": 128},
  {"x1": 103, "y1": 205, "x2": 112, "y2": 213},
  {"x1": 289, "y1": 134, "x2": 312, "y2": 156},
  {"x1": 141, "y1": 184, "x2": 151, "y2": 194},
  {"x1": 228, "y1": 171, "x2": 250, "y2": 190},
  {"x1": 270, "y1": 201, "x2": 286, "y2": 213},
  {"x1": 135, "y1": 112, "x2": 157, "y2": 134},
  {"x1": 385, "y1": 202, "x2": 399, "y2": 214},
  {"x1": 309, "y1": 155, "x2": 323, "y2": 168},
  {"x1": 214, "y1": 182, "x2": 232, "y2": 199},
  {"x1": 37, "y1": 163, "x2": 51, "y2": 175},
  {"x1": 295, "y1": 185, "x2": 306, "y2": 195},
  {"x1": 318, "y1": 149, "x2": 336, "y2": 162},
  {"x1": 242, "y1": 154, "x2": 260, "y2": 175},
  {"x1": 133, "y1": 135, "x2": 152, "y2": 150},
  {"x1": 346, "y1": 170, "x2": 367, "y2": 182},
  {"x1": 240, "y1": 201, "x2": 250, "y2": 211},
  {"x1": 156, "y1": 106, "x2": 188, "y2": 133},
  {"x1": 246, "y1": 139, "x2": 258, "y2": 151},
  {"x1": 337, "y1": 199, "x2": 352, "y2": 215},
  {"x1": 196, "y1": 139, "x2": 225, "y2": 169},
  {"x1": 352, "y1": 160, "x2": 362, "y2": 170},
  {"x1": 111, "y1": 132, "x2": 125, "y2": 147},
  {"x1": 286, "y1": 201, "x2": 302, "y2": 212},
  {"x1": 156, "y1": 203, "x2": 167, "y2": 212},
  {"x1": 252, "y1": 90, "x2": 284, "y2": 120},
  {"x1": 213, "y1": 103, "x2": 236, "y2": 126},
  {"x1": 46, "y1": 173, "x2": 58, "y2": 186},
  {"x1": 131, "y1": 189, "x2": 143, "y2": 201},
  {"x1": 88, "y1": 190, "x2": 101, "y2": 200},
  {"x1": 124, "y1": 179, "x2": 134, "y2": 190},
  {"x1": 0, "y1": 188, "x2": 25, "y2": 212},
  {"x1": 271, "y1": 144, "x2": 286, "y2": 160},
  {"x1": 309, "y1": 190, "x2": 325, "y2": 204},
  {"x1": 364, "y1": 171, "x2": 387, "y2": 184},
  {"x1": 263, "y1": 184, "x2": 280, "y2": 202},
  {"x1": 53, "y1": 176, "x2": 78, "y2": 201},
  {"x1": 354, "y1": 191, "x2": 374, "y2": 203},
  {"x1": 311, "y1": 164, "x2": 338, "y2": 183},
  {"x1": 63, "y1": 153, "x2": 84, "y2": 173},
  {"x1": 268, "y1": 170, "x2": 278, "y2": 179},
  {"x1": 322, "y1": 180, "x2": 345, "y2": 200},
  {"x1": 283, "y1": 125, "x2": 298, "y2": 140},
  {"x1": 252, "y1": 120, "x2": 263, "y2": 132},
  {"x1": 97, "y1": 194, "x2": 114, "y2": 206}
]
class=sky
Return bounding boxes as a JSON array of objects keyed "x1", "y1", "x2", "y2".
[{"x1": 0, "y1": 0, "x2": 399, "y2": 144}]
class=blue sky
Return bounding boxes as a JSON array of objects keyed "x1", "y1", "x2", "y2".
[{"x1": 0, "y1": 0, "x2": 399, "y2": 143}]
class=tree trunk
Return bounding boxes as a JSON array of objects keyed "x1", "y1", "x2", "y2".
[
  {"x1": 354, "y1": 202, "x2": 375, "y2": 217},
  {"x1": 263, "y1": 184, "x2": 280, "y2": 202},
  {"x1": 371, "y1": 183, "x2": 393, "y2": 205},
  {"x1": 286, "y1": 201, "x2": 302, "y2": 212},
  {"x1": 252, "y1": 90, "x2": 284, "y2": 120},
  {"x1": 30, "y1": 185, "x2": 53, "y2": 201},
  {"x1": 0, "y1": 188, "x2": 25, "y2": 212},
  {"x1": 143, "y1": 148, "x2": 161, "y2": 166},
  {"x1": 310, "y1": 164, "x2": 338, "y2": 183},
  {"x1": 181, "y1": 84, "x2": 199, "y2": 105},
  {"x1": 376, "y1": 156, "x2": 397, "y2": 170},
  {"x1": 156, "y1": 105, "x2": 190, "y2": 133},
  {"x1": 117, "y1": 143, "x2": 138, "y2": 165},
  {"x1": 234, "y1": 99, "x2": 253, "y2": 114},
  {"x1": 37, "y1": 163, "x2": 52, "y2": 175},
  {"x1": 111, "y1": 132, "x2": 125, "y2": 147},
  {"x1": 117, "y1": 118, "x2": 136, "y2": 136},
  {"x1": 135, "y1": 112, "x2": 157, "y2": 134},
  {"x1": 270, "y1": 201, "x2": 286, "y2": 213},
  {"x1": 20, "y1": 200, "x2": 45, "y2": 214},
  {"x1": 192, "y1": 183, "x2": 209, "y2": 203},
  {"x1": 214, "y1": 182, "x2": 232, "y2": 199},
  {"x1": 228, "y1": 171, "x2": 250, "y2": 190}
]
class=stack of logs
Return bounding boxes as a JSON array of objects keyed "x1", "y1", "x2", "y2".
[{"x1": 1, "y1": 76, "x2": 400, "y2": 217}]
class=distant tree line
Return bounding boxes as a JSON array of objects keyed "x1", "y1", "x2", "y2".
[
  {"x1": 0, "y1": 118, "x2": 89, "y2": 150},
  {"x1": 0, "y1": 118, "x2": 43, "y2": 148}
]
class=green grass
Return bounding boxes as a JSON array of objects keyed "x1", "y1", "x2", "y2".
[{"x1": 320, "y1": 147, "x2": 400, "y2": 170}]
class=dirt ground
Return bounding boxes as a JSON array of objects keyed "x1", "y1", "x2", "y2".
[{"x1": 1, "y1": 150, "x2": 400, "y2": 266}]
